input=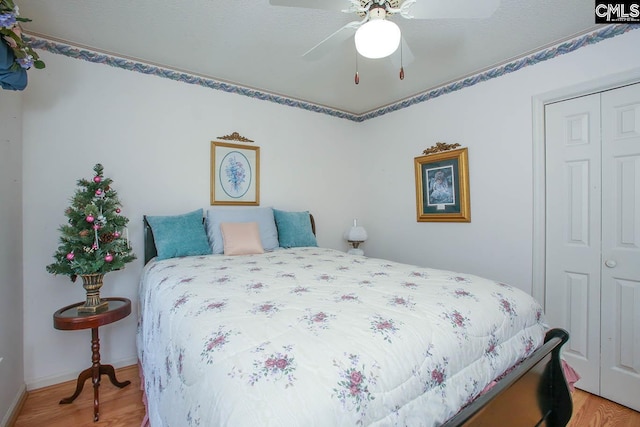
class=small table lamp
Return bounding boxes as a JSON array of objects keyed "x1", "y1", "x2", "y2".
[{"x1": 345, "y1": 219, "x2": 368, "y2": 256}]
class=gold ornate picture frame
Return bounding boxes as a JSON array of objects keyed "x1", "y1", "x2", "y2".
[
  {"x1": 414, "y1": 146, "x2": 470, "y2": 222},
  {"x1": 210, "y1": 134, "x2": 260, "y2": 206}
]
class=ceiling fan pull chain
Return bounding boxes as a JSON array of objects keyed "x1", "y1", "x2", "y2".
[
  {"x1": 399, "y1": 40, "x2": 405, "y2": 80},
  {"x1": 354, "y1": 50, "x2": 360, "y2": 85}
]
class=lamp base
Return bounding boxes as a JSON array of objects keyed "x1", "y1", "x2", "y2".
[
  {"x1": 347, "y1": 240, "x2": 365, "y2": 256},
  {"x1": 347, "y1": 248, "x2": 364, "y2": 256}
]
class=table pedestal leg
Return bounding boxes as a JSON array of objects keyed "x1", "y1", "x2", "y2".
[
  {"x1": 59, "y1": 327, "x2": 131, "y2": 422},
  {"x1": 91, "y1": 326, "x2": 100, "y2": 422}
]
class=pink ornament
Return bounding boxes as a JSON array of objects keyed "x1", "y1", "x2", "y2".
[
  {"x1": 104, "y1": 253, "x2": 113, "y2": 262},
  {"x1": 93, "y1": 176, "x2": 102, "y2": 183},
  {"x1": 66, "y1": 252, "x2": 75, "y2": 261},
  {"x1": 86, "y1": 215, "x2": 95, "y2": 223},
  {"x1": 116, "y1": 208, "x2": 121, "y2": 214},
  {"x1": 92, "y1": 243, "x2": 98, "y2": 250},
  {"x1": 95, "y1": 189, "x2": 102, "y2": 196},
  {"x1": 113, "y1": 231, "x2": 121, "y2": 238},
  {"x1": 93, "y1": 224, "x2": 100, "y2": 230}
]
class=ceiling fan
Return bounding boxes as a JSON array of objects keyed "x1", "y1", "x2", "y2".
[{"x1": 270, "y1": 0, "x2": 500, "y2": 83}]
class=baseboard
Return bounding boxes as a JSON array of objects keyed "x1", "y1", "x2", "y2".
[
  {"x1": 25, "y1": 356, "x2": 138, "y2": 391},
  {"x1": 1, "y1": 384, "x2": 27, "y2": 427}
]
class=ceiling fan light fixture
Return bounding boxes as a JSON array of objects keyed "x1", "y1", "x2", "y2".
[{"x1": 354, "y1": 19, "x2": 401, "y2": 59}]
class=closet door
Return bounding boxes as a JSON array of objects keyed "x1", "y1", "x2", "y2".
[
  {"x1": 600, "y1": 83, "x2": 640, "y2": 411},
  {"x1": 545, "y1": 94, "x2": 602, "y2": 394}
]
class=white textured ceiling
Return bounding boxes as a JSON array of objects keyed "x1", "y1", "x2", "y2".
[{"x1": 18, "y1": 0, "x2": 600, "y2": 115}]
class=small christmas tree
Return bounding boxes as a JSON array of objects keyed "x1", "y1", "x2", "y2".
[{"x1": 47, "y1": 164, "x2": 136, "y2": 281}]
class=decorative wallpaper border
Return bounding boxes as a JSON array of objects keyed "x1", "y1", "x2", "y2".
[
  {"x1": 26, "y1": 24, "x2": 638, "y2": 123},
  {"x1": 359, "y1": 24, "x2": 638, "y2": 122}
]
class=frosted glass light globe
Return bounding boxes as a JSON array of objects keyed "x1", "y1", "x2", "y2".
[{"x1": 354, "y1": 19, "x2": 401, "y2": 59}]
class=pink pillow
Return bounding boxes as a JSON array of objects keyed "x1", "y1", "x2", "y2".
[{"x1": 220, "y1": 222, "x2": 265, "y2": 255}]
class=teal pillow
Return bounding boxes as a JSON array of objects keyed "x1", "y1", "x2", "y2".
[
  {"x1": 146, "y1": 209, "x2": 212, "y2": 260},
  {"x1": 273, "y1": 209, "x2": 318, "y2": 248}
]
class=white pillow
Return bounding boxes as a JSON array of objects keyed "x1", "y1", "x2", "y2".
[
  {"x1": 220, "y1": 222, "x2": 264, "y2": 255},
  {"x1": 206, "y1": 207, "x2": 279, "y2": 254}
]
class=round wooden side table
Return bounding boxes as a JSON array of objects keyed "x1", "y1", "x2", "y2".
[{"x1": 53, "y1": 297, "x2": 132, "y2": 422}]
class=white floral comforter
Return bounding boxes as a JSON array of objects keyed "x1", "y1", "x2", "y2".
[{"x1": 137, "y1": 248, "x2": 546, "y2": 427}]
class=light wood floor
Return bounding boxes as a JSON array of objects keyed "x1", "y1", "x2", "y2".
[
  {"x1": 567, "y1": 387, "x2": 640, "y2": 427},
  {"x1": 13, "y1": 365, "x2": 144, "y2": 427},
  {"x1": 11, "y1": 364, "x2": 640, "y2": 426}
]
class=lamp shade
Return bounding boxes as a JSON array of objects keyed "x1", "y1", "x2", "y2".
[
  {"x1": 354, "y1": 19, "x2": 401, "y2": 59},
  {"x1": 345, "y1": 219, "x2": 368, "y2": 242}
]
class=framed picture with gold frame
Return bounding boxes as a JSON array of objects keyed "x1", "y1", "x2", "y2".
[
  {"x1": 414, "y1": 147, "x2": 470, "y2": 222},
  {"x1": 211, "y1": 140, "x2": 260, "y2": 205}
]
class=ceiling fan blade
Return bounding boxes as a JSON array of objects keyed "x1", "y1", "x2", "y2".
[
  {"x1": 269, "y1": 0, "x2": 349, "y2": 12},
  {"x1": 303, "y1": 20, "x2": 362, "y2": 61},
  {"x1": 403, "y1": 0, "x2": 500, "y2": 19}
]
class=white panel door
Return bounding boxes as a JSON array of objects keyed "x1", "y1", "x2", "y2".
[
  {"x1": 545, "y1": 94, "x2": 602, "y2": 394},
  {"x1": 600, "y1": 83, "x2": 640, "y2": 411}
]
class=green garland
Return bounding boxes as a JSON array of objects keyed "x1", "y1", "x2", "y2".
[{"x1": 1, "y1": 0, "x2": 45, "y2": 71}]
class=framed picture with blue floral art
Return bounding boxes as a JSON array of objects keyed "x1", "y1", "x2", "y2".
[
  {"x1": 211, "y1": 133, "x2": 260, "y2": 205},
  {"x1": 414, "y1": 143, "x2": 470, "y2": 222}
]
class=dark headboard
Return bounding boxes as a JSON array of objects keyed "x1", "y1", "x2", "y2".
[
  {"x1": 143, "y1": 213, "x2": 316, "y2": 264},
  {"x1": 143, "y1": 216, "x2": 157, "y2": 265}
]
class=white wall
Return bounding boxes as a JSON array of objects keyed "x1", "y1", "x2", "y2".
[
  {"x1": 21, "y1": 52, "x2": 362, "y2": 388},
  {"x1": 359, "y1": 30, "x2": 640, "y2": 293},
  {"x1": 0, "y1": 90, "x2": 25, "y2": 425},
  {"x1": 19, "y1": 28, "x2": 640, "y2": 388}
]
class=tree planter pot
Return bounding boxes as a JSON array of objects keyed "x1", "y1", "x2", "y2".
[{"x1": 78, "y1": 273, "x2": 109, "y2": 314}]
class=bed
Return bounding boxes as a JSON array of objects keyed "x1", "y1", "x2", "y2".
[{"x1": 137, "y1": 208, "x2": 572, "y2": 426}]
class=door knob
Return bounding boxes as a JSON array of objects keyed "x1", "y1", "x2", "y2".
[{"x1": 605, "y1": 260, "x2": 617, "y2": 268}]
